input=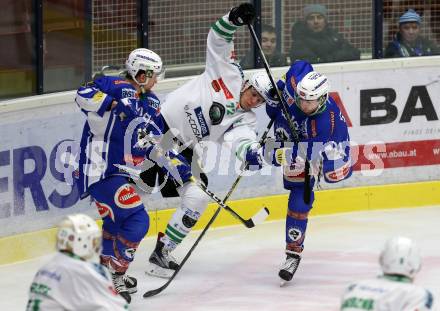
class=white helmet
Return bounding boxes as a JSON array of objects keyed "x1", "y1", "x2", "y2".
[
  {"x1": 296, "y1": 71, "x2": 330, "y2": 114},
  {"x1": 125, "y1": 48, "x2": 164, "y2": 86},
  {"x1": 379, "y1": 236, "x2": 421, "y2": 279},
  {"x1": 248, "y1": 72, "x2": 278, "y2": 107},
  {"x1": 56, "y1": 214, "x2": 101, "y2": 262}
]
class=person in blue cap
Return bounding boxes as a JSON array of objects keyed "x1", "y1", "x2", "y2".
[
  {"x1": 385, "y1": 9, "x2": 440, "y2": 58},
  {"x1": 290, "y1": 4, "x2": 360, "y2": 64}
]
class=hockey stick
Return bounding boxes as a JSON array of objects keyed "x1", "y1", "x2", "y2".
[
  {"x1": 142, "y1": 97, "x2": 276, "y2": 299},
  {"x1": 143, "y1": 203, "x2": 223, "y2": 298},
  {"x1": 118, "y1": 160, "x2": 269, "y2": 228},
  {"x1": 117, "y1": 130, "x2": 270, "y2": 229},
  {"x1": 222, "y1": 117, "x2": 274, "y2": 204},
  {"x1": 142, "y1": 120, "x2": 275, "y2": 298},
  {"x1": 198, "y1": 118, "x2": 275, "y2": 227},
  {"x1": 195, "y1": 179, "x2": 269, "y2": 228},
  {"x1": 247, "y1": 23, "x2": 312, "y2": 204}
]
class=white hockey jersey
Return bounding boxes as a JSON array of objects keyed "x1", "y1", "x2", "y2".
[
  {"x1": 340, "y1": 275, "x2": 434, "y2": 311},
  {"x1": 161, "y1": 14, "x2": 257, "y2": 160},
  {"x1": 26, "y1": 252, "x2": 128, "y2": 310}
]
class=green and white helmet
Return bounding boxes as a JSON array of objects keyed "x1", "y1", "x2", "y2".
[
  {"x1": 56, "y1": 214, "x2": 101, "y2": 262},
  {"x1": 379, "y1": 236, "x2": 421, "y2": 279}
]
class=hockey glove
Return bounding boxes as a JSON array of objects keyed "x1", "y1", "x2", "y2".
[
  {"x1": 229, "y1": 3, "x2": 255, "y2": 26},
  {"x1": 114, "y1": 98, "x2": 137, "y2": 119},
  {"x1": 244, "y1": 145, "x2": 264, "y2": 171},
  {"x1": 163, "y1": 153, "x2": 193, "y2": 186}
]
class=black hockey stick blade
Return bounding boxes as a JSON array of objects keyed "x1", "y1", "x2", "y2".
[
  {"x1": 142, "y1": 206, "x2": 270, "y2": 298},
  {"x1": 143, "y1": 206, "x2": 223, "y2": 298},
  {"x1": 223, "y1": 205, "x2": 270, "y2": 228},
  {"x1": 143, "y1": 286, "x2": 164, "y2": 298}
]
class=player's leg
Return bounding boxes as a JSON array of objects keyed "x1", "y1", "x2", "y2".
[
  {"x1": 146, "y1": 182, "x2": 209, "y2": 278},
  {"x1": 89, "y1": 176, "x2": 149, "y2": 303},
  {"x1": 279, "y1": 185, "x2": 315, "y2": 284}
]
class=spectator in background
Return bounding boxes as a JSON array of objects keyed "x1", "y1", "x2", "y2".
[
  {"x1": 290, "y1": 4, "x2": 360, "y2": 64},
  {"x1": 240, "y1": 24, "x2": 289, "y2": 69},
  {"x1": 385, "y1": 9, "x2": 440, "y2": 58}
]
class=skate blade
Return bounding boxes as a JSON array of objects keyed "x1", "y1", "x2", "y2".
[
  {"x1": 279, "y1": 278, "x2": 289, "y2": 287},
  {"x1": 145, "y1": 263, "x2": 174, "y2": 279}
]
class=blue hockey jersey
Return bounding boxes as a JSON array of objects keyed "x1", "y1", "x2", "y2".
[
  {"x1": 75, "y1": 76, "x2": 164, "y2": 198},
  {"x1": 266, "y1": 61, "x2": 352, "y2": 189}
]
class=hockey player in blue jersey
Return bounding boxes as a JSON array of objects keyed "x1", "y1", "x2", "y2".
[
  {"x1": 74, "y1": 48, "x2": 192, "y2": 303},
  {"x1": 245, "y1": 60, "x2": 352, "y2": 284}
]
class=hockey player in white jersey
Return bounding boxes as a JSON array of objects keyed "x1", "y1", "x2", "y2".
[
  {"x1": 26, "y1": 214, "x2": 128, "y2": 310},
  {"x1": 340, "y1": 236, "x2": 434, "y2": 311},
  {"x1": 142, "y1": 3, "x2": 277, "y2": 277}
]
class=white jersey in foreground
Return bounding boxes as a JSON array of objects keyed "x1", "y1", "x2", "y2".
[
  {"x1": 161, "y1": 14, "x2": 257, "y2": 158},
  {"x1": 340, "y1": 275, "x2": 434, "y2": 311},
  {"x1": 27, "y1": 252, "x2": 128, "y2": 310}
]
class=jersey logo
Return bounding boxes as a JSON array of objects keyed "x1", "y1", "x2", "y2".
[
  {"x1": 185, "y1": 110, "x2": 203, "y2": 142},
  {"x1": 92, "y1": 91, "x2": 105, "y2": 103},
  {"x1": 121, "y1": 88, "x2": 136, "y2": 99},
  {"x1": 329, "y1": 111, "x2": 335, "y2": 135},
  {"x1": 329, "y1": 92, "x2": 352, "y2": 127},
  {"x1": 218, "y1": 78, "x2": 234, "y2": 99},
  {"x1": 194, "y1": 107, "x2": 210, "y2": 138},
  {"x1": 96, "y1": 201, "x2": 115, "y2": 221},
  {"x1": 113, "y1": 79, "x2": 130, "y2": 85},
  {"x1": 114, "y1": 185, "x2": 142, "y2": 209},
  {"x1": 287, "y1": 227, "x2": 302, "y2": 242},
  {"x1": 325, "y1": 161, "x2": 351, "y2": 182},
  {"x1": 211, "y1": 80, "x2": 221, "y2": 92},
  {"x1": 209, "y1": 102, "x2": 225, "y2": 125},
  {"x1": 226, "y1": 102, "x2": 236, "y2": 115},
  {"x1": 148, "y1": 96, "x2": 160, "y2": 109}
]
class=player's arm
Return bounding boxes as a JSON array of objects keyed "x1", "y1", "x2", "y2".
[
  {"x1": 206, "y1": 4, "x2": 254, "y2": 75},
  {"x1": 229, "y1": 124, "x2": 258, "y2": 160},
  {"x1": 75, "y1": 80, "x2": 115, "y2": 117},
  {"x1": 248, "y1": 115, "x2": 334, "y2": 171},
  {"x1": 403, "y1": 288, "x2": 434, "y2": 311}
]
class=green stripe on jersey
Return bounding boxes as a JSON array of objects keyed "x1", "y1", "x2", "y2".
[
  {"x1": 212, "y1": 23, "x2": 233, "y2": 42},
  {"x1": 218, "y1": 18, "x2": 237, "y2": 32}
]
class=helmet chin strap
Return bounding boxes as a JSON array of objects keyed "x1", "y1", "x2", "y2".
[
  {"x1": 133, "y1": 76, "x2": 150, "y2": 89},
  {"x1": 295, "y1": 94, "x2": 328, "y2": 116}
]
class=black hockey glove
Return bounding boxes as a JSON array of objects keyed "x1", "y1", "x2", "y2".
[{"x1": 229, "y1": 3, "x2": 255, "y2": 26}]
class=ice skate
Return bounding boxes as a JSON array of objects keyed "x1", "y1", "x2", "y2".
[
  {"x1": 279, "y1": 252, "x2": 301, "y2": 286},
  {"x1": 146, "y1": 233, "x2": 180, "y2": 278},
  {"x1": 112, "y1": 272, "x2": 131, "y2": 303},
  {"x1": 123, "y1": 274, "x2": 137, "y2": 294}
]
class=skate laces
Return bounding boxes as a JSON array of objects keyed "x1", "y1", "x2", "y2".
[
  {"x1": 161, "y1": 247, "x2": 178, "y2": 267},
  {"x1": 281, "y1": 254, "x2": 301, "y2": 272},
  {"x1": 112, "y1": 273, "x2": 128, "y2": 293},
  {"x1": 122, "y1": 274, "x2": 135, "y2": 287}
]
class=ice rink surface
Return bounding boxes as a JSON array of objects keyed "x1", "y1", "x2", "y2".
[{"x1": 1, "y1": 206, "x2": 439, "y2": 310}]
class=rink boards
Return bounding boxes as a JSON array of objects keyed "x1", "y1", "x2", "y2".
[
  {"x1": 1, "y1": 57, "x2": 440, "y2": 264},
  {"x1": 1, "y1": 180, "x2": 440, "y2": 265}
]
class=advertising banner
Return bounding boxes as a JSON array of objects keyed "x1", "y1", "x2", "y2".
[{"x1": 0, "y1": 59, "x2": 439, "y2": 236}]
